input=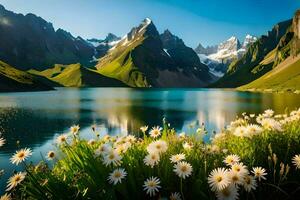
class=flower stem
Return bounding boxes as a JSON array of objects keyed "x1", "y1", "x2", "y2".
[{"x1": 180, "y1": 178, "x2": 185, "y2": 200}]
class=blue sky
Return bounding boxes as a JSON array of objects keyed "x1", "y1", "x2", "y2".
[{"x1": 0, "y1": 0, "x2": 299, "y2": 47}]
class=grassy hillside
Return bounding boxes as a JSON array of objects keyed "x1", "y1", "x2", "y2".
[
  {"x1": 30, "y1": 63, "x2": 126, "y2": 87},
  {"x1": 239, "y1": 55, "x2": 300, "y2": 92},
  {"x1": 0, "y1": 60, "x2": 53, "y2": 92},
  {"x1": 96, "y1": 39, "x2": 149, "y2": 87}
]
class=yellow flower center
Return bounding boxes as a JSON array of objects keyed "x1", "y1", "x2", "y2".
[
  {"x1": 216, "y1": 176, "x2": 223, "y2": 182},
  {"x1": 18, "y1": 152, "x2": 25, "y2": 159},
  {"x1": 181, "y1": 166, "x2": 187, "y2": 172}
]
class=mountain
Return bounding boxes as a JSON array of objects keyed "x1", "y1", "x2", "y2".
[
  {"x1": 87, "y1": 33, "x2": 121, "y2": 58},
  {"x1": 196, "y1": 35, "x2": 257, "y2": 77},
  {"x1": 0, "y1": 4, "x2": 95, "y2": 70},
  {"x1": 194, "y1": 44, "x2": 218, "y2": 55},
  {"x1": 238, "y1": 10, "x2": 300, "y2": 92},
  {"x1": 29, "y1": 63, "x2": 126, "y2": 87},
  {"x1": 96, "y1": 19, "x2": 215, "y2": 87},
  {"x1": 0, "y1": 60, "x2": 53, "y2": 92},
  {"x1": 211, "y1": 18, "x2": 292, "y2": 88}
]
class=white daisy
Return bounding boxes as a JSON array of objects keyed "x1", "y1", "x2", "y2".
[
  {"x1": 182, "y1": 142, "x2": 193, "y2": 150},
  {"x1": 251, "y1": 167, "x2": 267, "y2": 181},
  {"x1": 233, "y1": 126, "x2": 248, "y2": 137},
  {"x1": 170, "y1": 192, "x2": 182, "y2": 200},
  {"x1": 228, "y1": 170, "x2": 243, "y2": 185},
  {"x1": 149, "y1": 126, "x2": 162, "y2": 138},
  {"x1": 246, "y1": 124, "x2": 263, "y2": 136},
  {"x1": 231, "y1": 163, "x2": 248, "y2": 177},
  {"x1": 70, "y1": 125, "x2": 80, "y2": 135},
  {"x1": 173, "y1": 161, "x2": 193, "y2": 179},
  {"x1": 0, "y1": 193, "x2": 11, "y2": 200},
  {"x1": 140, "y1": 126, "x2": 148, "y2": 133},
  {"x1": 143, "y1": 152, "x2": 160, "y2": 168},
  {"x1": 223, "y1": 154, "x2": 240, "y2": 166},
  {"x1": 88, "y1": 139, "x2": 96, "y2": 145},
  {"x1": 260, "y1": 118, "x2": 282, "y2": 132},
  {"x1": 94, "y1": 143, "x2": 112, "y2": 157},
  {"x1": 56, "y1": 134, "x2": 68, "y2": 144},
  {"x1": 46, "y1": 151, "x2": 55, "y2": 160},
  {"x1": 170, "y1": 153, "x2": 186, "y2": 163},
  {"x1": 107, "y1": 168, "x2": 127, "y2": 185},
  {"x1": 216, "y1": 184, "x2": 239, "y2": 200},
  {"x1": 243, "y1": 175, "x2": 257, "y2": 192},
  {"x1": 6, "y1": 172, "x2": 26, "y2": 191},
  {"x1": 208, "y1": 168, "x2": 230, "y2": 191},
  {"x1": 10, "y1": 148, "x2": 32, "y2": 165},
  {"x1": 143, "y1": 176, "x2": 161, "y2": 197},
  {"x1": 0, "y1": 137, "x2": 5, "y2": 147},
  {"x1": 146, "y1": 140, "x2": 168, "y2": 154},
  {"x1": 292, "y1": 154, "x2": 300, "y2": 169},
  {"x1": 263, "y1": 109, "x2": 274, "y2": 117},
  {"x1": 102, "y1": 150, "x2": 122, "y2": 166}
]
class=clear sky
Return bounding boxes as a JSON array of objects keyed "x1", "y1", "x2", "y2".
[{"x1": 0, "y1": 0, "x2": 299, "y2": 47}]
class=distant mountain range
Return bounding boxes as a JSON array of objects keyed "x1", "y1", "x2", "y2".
[
  {"x1": 212, "y1": 10, "x2": 300, "y2": 92},
  {"x1": 0, "y1": 4, "x2": 299, "y2": 92},
  {"x1": 195, "y1": 35, "x2": 257, "y2": 77}
]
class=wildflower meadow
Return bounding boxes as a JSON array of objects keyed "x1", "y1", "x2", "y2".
[{"x1": 1, "y1": 108, "x2": 300, "y2": 200}]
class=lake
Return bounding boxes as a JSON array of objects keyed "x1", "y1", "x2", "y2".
[{"x1": 0, "y1": 88, "x2": 300, "y2": 192}]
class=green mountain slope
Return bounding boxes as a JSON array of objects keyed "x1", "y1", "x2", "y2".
[
  {"x1": 238, "y1": 55, "x2": 300, "y2": 92},
  {"x1": 96, "y1": 18, "x2": 215, "y2": 87},
  {"x1": 238, "y1": 10, "x2": 300, "y2": 92},
  {"x1": 30, "y1": 63, "x2": 126, "y2": 87},
  {"x1": 211, "y1": 19, "x2": 292, "y2": 88},
  {"x1": 0, "y1": 60, "x2": 53, "y2": 92}
]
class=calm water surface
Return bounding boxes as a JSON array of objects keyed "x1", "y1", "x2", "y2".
[{"x1": 0, "y1": 88, "x2": 299, "y2": 193}]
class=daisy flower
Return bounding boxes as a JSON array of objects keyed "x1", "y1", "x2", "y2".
[
  {"x1": 144, "y1": 152, "x2": 160, "y2": 168},
  {"x1": 246, "y1": 124, "x2": 263, "y2": 136},
  {"x1": 251, "y1": 167, "x2": 267, "y2": 181},
  {"x1": 102, "y1": 150, "x2": 122, "y2": 166},
  {"x1": 0, "y1": 137, "x2": 5, "y2": 147},
  {"x1": 140, "y1": 126, "x2": 148, "y2": 133},
  {"x1": 107, "y1": 168, "x2": 127, "y2": 185},
  {"x1": 208, "y1": 168, "x2": 230, "y2": 191},
  {"x1": 0, "y1": 193, "x2": 11, "y2": 200},
  {"x1": 70, "y1": 125, "x2": 80, "y2": 135},
  {"x1": 88, "y1": 139, "x2": 96, "y2": 145},
  {"x1": 183, "y1": 142, "x2": 193, "y2": 150},
  {"x1": 149, "y1": 126, "x2": 162, "y2": 138},
  {"x1": 231, "y1": 163, "x2": 248, "y2": 177},
  {"x1": 292, "y1": 154, "x2": 300, "y2": 169},
  {"x1": 228, "y1": 170, "x2": 243, "y2": 185},
  {"x1": 146, "y1": 140, "x2": 168, "y2": 154},
  {"x1": 46, "y1": 151, "x2": 55, "y2": 160},
  {"x1": 263, "y1": 109, "x2": 274, "y2": 117},
  {"x1": 6, "y1": 172, "x2": 26, "y2": 191},
  {"x1": 173, "y1": 161, "x2": 193, "y2": 179},
  {"x1": 143, "y1": 176, "x2": 161, "y2": 197},
  {"x1": 94, "y1": 144, "x2": 112, "y2": 157},
  {"x1": 170, "y1": 192, "x2": 182, "y2": 200},
  {"x1": 56, "y1": 134, "x2": 68, "y2": 144},
  {"x1": 243, "y1": 175, "x2": 257, "y2": 192},
  {"x1": 216, "y1": 184, "x2": 239, "y2": 200},
  {"x1": 10, "y1": 148, "x2": 32, "y2": 165},
  {"x1": 224, "y1": 154, "x2": 240, "y2": 166},
  {"x1": 170, "y1": 153, "x2": 186, "y2": 163},
  {"x1": 233, "y1": 126, "x2": 248, "y2": 137},
  {"x1": 125, "y1": 135, "x2": 136, "y2": 143}
]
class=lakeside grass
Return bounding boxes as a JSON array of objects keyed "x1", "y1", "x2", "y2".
[{"x1": 1, "y1": 109, "x2": 300, "y2": 199}]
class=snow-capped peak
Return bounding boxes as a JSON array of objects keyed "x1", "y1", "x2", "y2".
[
  {"x1": 242, "y1": 34, "x2": 257, "y2": 48},
  {"x1": 144, "y1": 18, "x2": 152, "y2": 25}
]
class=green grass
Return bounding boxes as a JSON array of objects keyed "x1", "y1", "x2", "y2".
[
  {"x1": 4, "y1": 108, "x2": 300, "y2": 199},
  {"x1": 239, "y1": 56, "x2": 300, "y2": 92}
]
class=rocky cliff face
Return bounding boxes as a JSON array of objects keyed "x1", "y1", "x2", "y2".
[
  {"x1": 196, "y1": 35, "x2": 257, "y2": 77},
  {"x1": 96, "y1": 19, "x2": 215, "y2": 87},
  {"x1": 0, "y1": 5, "x2": 95, "y2": 70}
]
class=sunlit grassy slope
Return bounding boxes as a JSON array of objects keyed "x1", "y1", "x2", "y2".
[
  {"x1": 0, "y1": 60, "x2": 52, "y2": 92},
  {"x1": 29, "y1": 63, "x2": 126, "y2": 87},
  {"x1": 239, "y1": 56, "x2": 300, "y2": 92},
  {"x1": 96, "y1": 35, "x2": 148, "y2": 87}
]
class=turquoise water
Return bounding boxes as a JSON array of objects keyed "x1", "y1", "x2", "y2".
[{"x1": 0, "y1": 88, "x2": 300, "y2": 193}]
